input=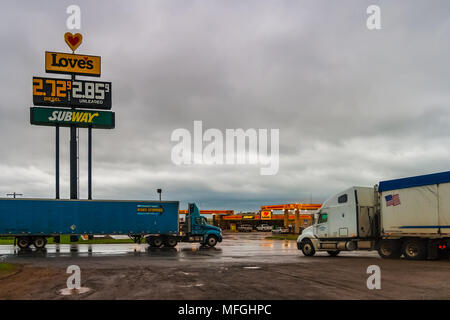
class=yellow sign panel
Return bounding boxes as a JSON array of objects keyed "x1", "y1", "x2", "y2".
[
  {"x1": 261, "y1": 210, "x2": 272, "y2": 220},
  {"x1": 45, "y1": 51, "x2": 101, "y2": 77}
]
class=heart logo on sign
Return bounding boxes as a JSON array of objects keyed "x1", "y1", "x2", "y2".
[{"x1": 64, "y1": 32, "x2": 83, "y2": 52}]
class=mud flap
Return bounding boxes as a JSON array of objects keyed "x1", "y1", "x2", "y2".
[{"x1": 427, "y1": 240, "x2": 438, "y2": 260}]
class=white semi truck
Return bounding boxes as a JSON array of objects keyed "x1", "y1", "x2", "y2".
[{"x1": 297, "y1": 171, "x2": 450, "y2": 260}]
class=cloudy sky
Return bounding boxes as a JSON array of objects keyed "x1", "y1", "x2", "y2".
[{"x1": 1, "y1": 0, "x2": 450, "y2": 211}]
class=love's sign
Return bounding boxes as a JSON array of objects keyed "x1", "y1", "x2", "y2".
[
  {"x1": 45, "y1": 51, "x2": 101, "y2": 77},
  {"x1": 261, "y1": 210, "x2": 272, "y2": 220}
]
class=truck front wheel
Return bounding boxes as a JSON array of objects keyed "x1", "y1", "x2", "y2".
[
  {"x1": 205, "y1": 235, "x2": 218, "y2": 247},
  {"x1": 377, "y1": 240, "x2": 401, "y2": 259},
  {"x1": 301, "y1": 239, "x2": 316, "y2": 257},
  {"x1": 403, "y1": 239, "x2": 427, "y2": 260}
]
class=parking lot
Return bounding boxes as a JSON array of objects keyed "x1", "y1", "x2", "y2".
[{"x1": 0, "y1": 232, "x2": 450, "y2": 299}]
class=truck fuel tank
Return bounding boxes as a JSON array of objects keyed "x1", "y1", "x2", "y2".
[{"x1": 336, "y1": 241, "x2": 357, "y2": 251}]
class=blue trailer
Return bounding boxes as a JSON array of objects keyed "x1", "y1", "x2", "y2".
[{"x1": 0, "y1": 198, "x2": 222, "y2": 249}]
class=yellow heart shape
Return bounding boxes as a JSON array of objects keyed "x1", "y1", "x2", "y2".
[{"x1": 64, "y1": 32, "x2": 83, "y2": 52}]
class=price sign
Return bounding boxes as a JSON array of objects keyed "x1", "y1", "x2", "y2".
[{"x1": 33, "y1": 77, "x2": 112, "y2": 110}]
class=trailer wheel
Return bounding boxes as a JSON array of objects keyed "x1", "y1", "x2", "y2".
[
  {"x1": 403, "y1": 239, "x2": 427, "y2": 260},
  {"x1": 164, "y1": 237, "x2": 178, "y2": 248},
  {"x1": 301, "y1": 239, "x2": 316, "y2": 257},
  {"x1": 17, "y1": 237, "x2": 31, "y2": 249},
  {"x1": 33, "y1": 237, "x2": 47, "y2": 249},
  {"x1": 147, "y1": 236, "x2": 163, "y2": 248},
  {"x1": 377, "y1": 240, "x2": 401, "y2": 259},
  {"x1": 205, "y1": 235, "x2": 218, "y2": 247},
  {"x1": 327, "y1": 250, "x2": 340, "y2": 257}
]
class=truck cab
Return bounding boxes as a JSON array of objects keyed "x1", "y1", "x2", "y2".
[
  {"x1": 297, "y1": 187, "x2": 379, "y2": 256},
  {"x1": 182, "y1": 203, "x2": 223, "y2": 247},
  {"x1": 145, "y1": 203, "x2": 222, "y2": 248}
]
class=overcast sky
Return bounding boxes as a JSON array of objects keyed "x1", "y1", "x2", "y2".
[{"x1": 1, "y1": 0, "x2": 450, "y2": 211}]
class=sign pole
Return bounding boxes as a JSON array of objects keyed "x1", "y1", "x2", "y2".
[
  {"x1": 88, "y1": 126, "x2": 92, "y2": 200},
  {"x1": 70, "y1": 74, "x2": 78, "y2": 200},
  {"x1": 55, "y1": 125, "x2": 60, "y2": 199},
  {"x1": 70, "y1": 125, "x2": 78, "y2": 199},
  {"x1": 32, "y1": 34, "x2": 113, "y2": 201}
]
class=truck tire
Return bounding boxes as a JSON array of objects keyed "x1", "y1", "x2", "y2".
[
  {"x1": 205, "y1": 235, "x2": 218, "y2": 247},
  {"x1": 17, "y1": 237, "x2": 31, "y2": 249},
  {"x1": 148, "y1": 236, "x2": 163, "y2": 248},
  {"x1": 301, "y1": 239, "x2": 316, "y2": 257},
  {"x1": 164, "y1": 237, "x2": 178, "y2": 248},
  {"x1": 377, "y1": 240, "x2": 401, "y2": 259},
  {"x1": 33, "y1": 237, "x2": 47, "y2": 249},
  {"x1": 403, "y1": 239, "x2": 427, "y2": 260},
  {"x1": 327, "y1": 250, "x2": 340, "y2": 257}
]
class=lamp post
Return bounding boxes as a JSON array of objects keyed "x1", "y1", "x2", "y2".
[{"x1": 157, "y1": 188, "x2": 162, "y2": 201}]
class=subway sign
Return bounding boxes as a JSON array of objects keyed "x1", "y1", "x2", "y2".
[
  {"x1": 45, "y1": 51, "x2": 101, "y2": 77},
  {"x1": 30, "y1": 107, "x2": 114, "y2": 129},
  {"x1": 33, "y1": 77, "x2": 111, "y2": 110}
]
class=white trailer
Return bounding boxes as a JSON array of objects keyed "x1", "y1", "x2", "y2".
[{"x1": 297, "y1": 171, "x2": 450, "y2": 260}]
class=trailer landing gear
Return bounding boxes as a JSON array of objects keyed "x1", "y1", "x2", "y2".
[{"x1": 131, "y1": 235, "x2": 142, "y2": 244}]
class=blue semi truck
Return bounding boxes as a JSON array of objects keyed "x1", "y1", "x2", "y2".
[{"x1": 0, "y1": 199, "x2": 222, "y2": 249}]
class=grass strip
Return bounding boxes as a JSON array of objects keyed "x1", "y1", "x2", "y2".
[{"x1": 265, "y1": 235, "x2": 299, "y2": 240}]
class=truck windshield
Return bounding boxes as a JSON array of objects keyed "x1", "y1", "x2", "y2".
[{"x1": 195, "y1": 217, "x2": 206, "y2": 225}]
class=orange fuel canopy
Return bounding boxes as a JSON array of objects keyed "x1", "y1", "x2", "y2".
[
  {"x1": 260, "y1": 204, "x2": 321, "y2": 211},
  {"x1": 178, "y1": 210, "x2": 234, "y2": 215}
]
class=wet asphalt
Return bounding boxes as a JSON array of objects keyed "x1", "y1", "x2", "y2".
[
  {"x1": 0, "y1": 232, "x2": 378, "y2": 269},
  {"x1": 1, "y1": 232, "x2": 449, "y2": 299}
]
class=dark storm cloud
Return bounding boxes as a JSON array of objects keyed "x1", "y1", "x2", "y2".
[{"x1": 1, "y1": 0, "x2": 450, "y2": 210}]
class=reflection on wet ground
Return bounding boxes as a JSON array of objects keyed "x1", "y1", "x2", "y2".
[
  {"x1": 0, "y1": 232, "x2": 303, "y2": 263},
  {"x1": 0, "y1": 233, "x2": 380, "y2": 265}
]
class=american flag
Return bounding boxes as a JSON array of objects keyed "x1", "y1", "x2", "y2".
[{"x1": 385, "y1": 194, "x2": 401, "y2": 206}]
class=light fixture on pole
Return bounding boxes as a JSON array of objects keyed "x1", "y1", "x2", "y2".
[{"x1": 157, "y1": 188, "x2": 162, "y2": 201}]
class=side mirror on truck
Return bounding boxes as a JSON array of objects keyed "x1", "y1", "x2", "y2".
[{"x1": 313, "y1": 213, "x2": 320, "y2": 225}]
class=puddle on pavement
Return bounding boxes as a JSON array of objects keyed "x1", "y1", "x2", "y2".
[{"x1": 179, "y1": 283, "x2": 204, "y2": 288}]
